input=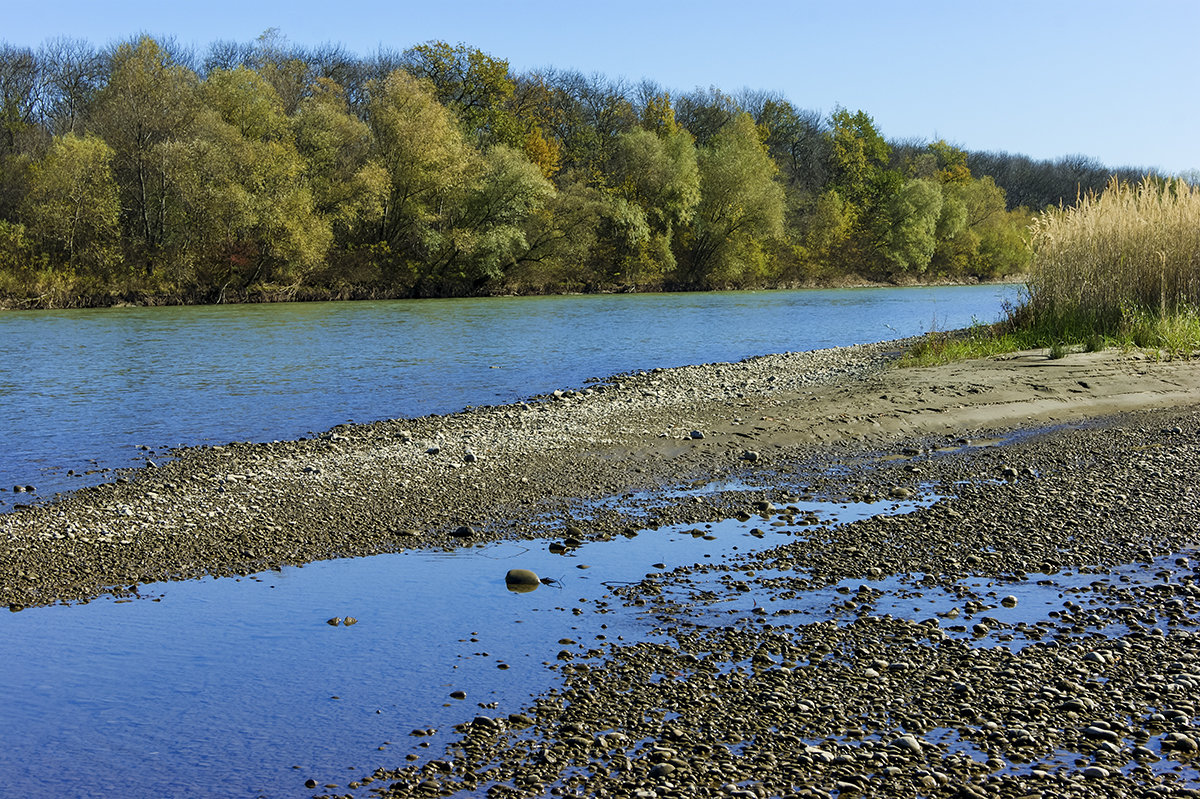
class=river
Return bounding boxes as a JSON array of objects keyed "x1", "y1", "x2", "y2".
[
  {"x1": 1, "y1": 285, "x2": 1023, "y2": 798},
  {"x1": 0, "y1": 285, "x2": 1018, "y2": 506}
]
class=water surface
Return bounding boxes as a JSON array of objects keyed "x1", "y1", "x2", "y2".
[
  {"x1": 0, "y1": 494, "x2": 912, "y2": 798},
  {"x1": 0, "y1": 285, "x2": 1017, "y2": 504}
]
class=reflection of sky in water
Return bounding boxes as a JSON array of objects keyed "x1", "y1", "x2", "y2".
[
  {"x1": 0, "y1": 495, "x2": 911, "y2": 798},
  {"x1": 0, "y1": 285, "x2": 1018, "y2": 502},
  {"x1": 2, "y1": 471, "x2": 1193, "y2": 796}
]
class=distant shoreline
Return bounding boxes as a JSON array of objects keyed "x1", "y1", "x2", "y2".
[{"x1": 0, "y1": 273, "x2": 1021, "y2": 312}]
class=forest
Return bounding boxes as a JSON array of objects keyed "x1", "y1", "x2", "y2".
[{"x1": 0, "y1": 32, "x2": 1153, "y2": 307}]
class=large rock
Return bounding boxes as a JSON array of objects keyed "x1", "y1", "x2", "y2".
[{"x1": 505, "y1": 568, "x2": 540, "y2": 593}]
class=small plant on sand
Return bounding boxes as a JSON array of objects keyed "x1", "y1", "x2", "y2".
[{"x1": 899, "y1": 319, "x2": 1025, "y2": 366}]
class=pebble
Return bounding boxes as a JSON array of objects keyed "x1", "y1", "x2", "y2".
[{"x1": 505, "y1": 569, "x2": 540, "y2": 588}]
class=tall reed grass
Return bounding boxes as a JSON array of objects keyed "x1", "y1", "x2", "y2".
[{"x1": 1025, "y1": 176, "x2": 1200, "y2": 334}]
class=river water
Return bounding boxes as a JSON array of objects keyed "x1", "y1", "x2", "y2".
[
  {"x1": 0, "y1": 285, "x2": 1018, "y2": 506},
  {"x1": 0, "y1": 285, "x2": 1023, "y2": 798}
]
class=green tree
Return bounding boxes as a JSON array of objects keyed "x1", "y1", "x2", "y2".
[
  {"x1": 932, "y1": 176, "x2": 1030, "y2": 277},
  {"x1": 0, "y1": 44, "x2": 45, "y2": 222},
  {"x1": 90, "y1": 36, "x2": 199, "y2": 272},
  {"x1": 22, "y1": 133, "x2": 121, "y2": 275},
  {"x1": 879, "y1": 178, "x2": 944, "y2": 273},
  {"x1": 610, "y1": 128, "x2": 699, "y2": 231},
  {"x1": 418, "y1": 144, "x2": 554, "y2": 294},
  {"x1": 366, "y1": 69, "x2": 472, "y2": 274},
  {"x1": 682, "y1": 113, "x2": 784, "y2": 286},
  {"x1": 604, "y1": 127, "x2": 699, "y2": 282},
  {"x1": 827, "y1": 108, "x2": 890, "y2": 208},
  {"x1": 508, "y1": 181, "x2": 606, "y2": 291},
  {"x1": 401, "y1": 41, "x2": 519, "y2": 147},
  {"x1": 0, "y1": 220, "x2": 43, "y2": 277},
  {"x1": 201, "y1": 65, "x2": 289, "y2": 140},
  {"x1": 293, "y1": 78, "x2": 388, "y2": 240},
  {"x1": 179, "y1": 67, "x2": 331, "y2": 293},
  {"x1": 799, "y1": 188, "x2": 855, "y2": 274}
]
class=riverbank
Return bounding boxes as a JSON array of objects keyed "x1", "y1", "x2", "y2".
[{"x1": 0, "y1": 273, "x2": 1018, "y2": 311}]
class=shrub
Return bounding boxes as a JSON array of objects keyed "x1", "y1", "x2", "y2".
[{"x1": 1026, "y1": 176, "x2": 1200, "y2": 332}]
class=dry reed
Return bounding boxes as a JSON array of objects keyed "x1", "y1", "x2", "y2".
[{"x1": 1026, "y1": 177, "x2": 1200, "y2": 329}]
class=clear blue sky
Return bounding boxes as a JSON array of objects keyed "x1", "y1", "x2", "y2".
[{"x1": 5, "y1": 0, "x2": 1196, "y2": 174}]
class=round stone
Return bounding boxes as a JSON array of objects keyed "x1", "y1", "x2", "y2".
[{"x1": 505, "y1": 569, "x2": 540, "y2": 593}]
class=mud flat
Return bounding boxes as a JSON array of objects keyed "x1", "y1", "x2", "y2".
[{"x1": 4, "y1": 342, "x2": 1200, "y2": 797}]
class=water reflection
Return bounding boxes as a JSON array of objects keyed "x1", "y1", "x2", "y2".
[{"x1": 0, "y1": 494, "x2": 918, "y2": 798}]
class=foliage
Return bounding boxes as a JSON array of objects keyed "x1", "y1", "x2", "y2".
[
  {"x1": 89, "y1": 36, "x2": 199, "y2": 268},
  {"x1": 22, "y1": 133, "x2": 120, "y2": 275},
  {"x1": 906, "y1": 176, "x2": 1200, "y2": 367},
  {"x1": 401, "y1": 40, "x2": 519, "y2": 147},
  {"x1": 682, "y1": 113, "x2": 784, "y2": 286},
  {"x1": 827, "y1": 108, "x2": 890, "y2": 209},
  {"x1": 878, "y1": 178, "x2": 944, "y2": 272},
  {"x1": 966, "y1": 149, "x2": 1148, "y2": 211},
  {"x1": 293, "y1": 79, "x2": 389, "y2": 237},
  {"x1": 367, "y1": 69, "x2": 472, "y2": 263},
  {"x1": 601, "y1": 127, "x2": 699, "y2": 282},
  {"x1": 898, "y1": 321, "x2": 1029, "y2": 366},
  {"x1": 417, "y1": 143, "x2": 555, "y2": 295},
  {"x1": 0, "y1": 30, "x2": 1137, "y2": 307}
]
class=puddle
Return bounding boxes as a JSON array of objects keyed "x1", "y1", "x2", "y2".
[
  {"x1": 643, "y1": 546, "x2": 1200, "y2": 654},
  {"x1": 0, "y1": 493, "x2": 916, "y2": 799},
  {"x1": 576, "y1": 475, "x2": 760, "y2": 517},
  {"x1": 920, "y1": 726, "x2": 1200, "y2": 783}
]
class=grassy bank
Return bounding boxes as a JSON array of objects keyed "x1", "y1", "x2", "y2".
[{"x1": 904, "y1": 176, "x2": 1200, "y2": 365}]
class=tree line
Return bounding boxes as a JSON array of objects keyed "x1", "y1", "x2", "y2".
[{"x1": 0, "y1": 32, "x2": 1148, "y2": 307}]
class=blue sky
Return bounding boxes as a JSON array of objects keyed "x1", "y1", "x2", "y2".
[{"x1": 6, "y1": 0, "x2": 1197, "y2": 173}]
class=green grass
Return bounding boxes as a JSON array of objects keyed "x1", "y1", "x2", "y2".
[
  {"x1": 899, "y1": 307, "x2": 1200, "y2": 367},
  {"x1": 898, "y1": 323, "x2": 1026, "y2": 366}
]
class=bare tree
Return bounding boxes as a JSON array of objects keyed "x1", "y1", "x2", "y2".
[{"x1": 38, "y1": 37, "x2": 104, "y2": 134}]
